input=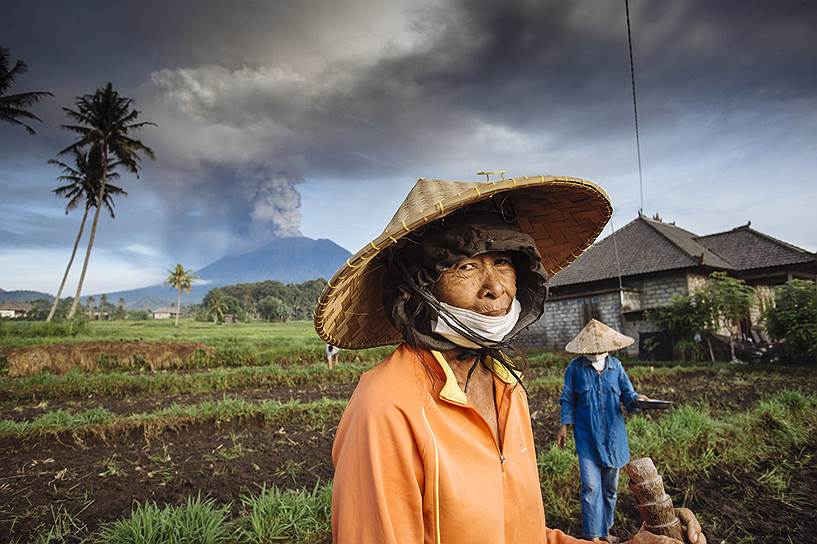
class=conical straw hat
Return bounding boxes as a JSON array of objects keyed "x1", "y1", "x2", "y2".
[
  {"x1": 315, "y1": 175, "x2": 612, "y2": 349},
  {"x1": 565, "y1": 319, "x2": 635, "y2": 354}
]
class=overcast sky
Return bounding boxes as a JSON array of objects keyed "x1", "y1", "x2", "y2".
[{"x1": 2, "y1": 0, "x2": 816, "y2": 294}]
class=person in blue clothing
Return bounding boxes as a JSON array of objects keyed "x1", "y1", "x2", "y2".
[{"x1": 557, "y1": 319, "x2": 648, "y2": 543}]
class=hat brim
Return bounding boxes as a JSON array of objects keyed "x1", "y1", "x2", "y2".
[
  {"x1": 565, "y1": 318, "x2": 635, "y2": 354},
  {"x1": 315, "y1": 175, "x2": 612, "y2": 349}
]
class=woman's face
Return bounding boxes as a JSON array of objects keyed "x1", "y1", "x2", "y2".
[{"x1": 432, "y1": 251, "x2": 517, "y2": 316}]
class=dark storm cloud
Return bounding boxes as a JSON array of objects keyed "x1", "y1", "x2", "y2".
[{"x1": 2, "y1": 0, "x2": 816, "y2": 275}]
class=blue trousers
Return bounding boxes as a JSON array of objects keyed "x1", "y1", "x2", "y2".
[{"x1": 578, "y1": 456, "x2": 620, "y2": 539}]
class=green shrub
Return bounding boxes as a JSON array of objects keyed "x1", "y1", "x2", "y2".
[{"x1": 765, "y1": 279, "x2": 817, "y2": 362}]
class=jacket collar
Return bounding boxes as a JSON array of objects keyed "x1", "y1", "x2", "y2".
[{"x1": 431, "y1": 350, "x2": 519, "y2": 406}]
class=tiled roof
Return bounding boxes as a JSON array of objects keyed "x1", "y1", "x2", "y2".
[
  {"x1": 153, "y1": 307, "x2": 180, "y2": 314},
  {"x1": 696, "y1": 225, "x2": 816, "y2": 271},
  {"x1": 547, "y1": 213, "x2": 815, "y2": 288}
]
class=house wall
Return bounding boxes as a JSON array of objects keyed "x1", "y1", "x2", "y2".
[
  {"x1": 154, "y1": 312, "x2": 171, "y2": 320},
  {"x1": 629, "y1": 273, "x2": 690, "y2": 308},
  {"x1": 0, "y1": 309, "x2": 16, "y2": 318},
  {"x1": 687, "y1": 274, "x2": 708, "y2": 294},
  {"x1": 517, "y1": 291, "x2": 623, "y2": 350},
  {"x1": 517, "y1": 272, "x2": 691, "y2": 352},
  {"x1": 750, "y1": 285, "x2": 775, "y2": 328}
]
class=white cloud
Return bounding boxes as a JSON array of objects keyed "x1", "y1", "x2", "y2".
[{"x1": 0, "y1": 248, "x2": 168, "y2": 294}]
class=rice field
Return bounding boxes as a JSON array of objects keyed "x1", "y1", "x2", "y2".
[{"x1": 1, "y1": 319, "x2": 815, "y2": 543}]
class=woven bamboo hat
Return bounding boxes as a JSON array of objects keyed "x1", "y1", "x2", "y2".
[
  {"x1": 315, "y1": 175, "x2": 612, "y2": 349},
  {"x1": 565, "y1": 319, "x2": 635, "y2": 354}
]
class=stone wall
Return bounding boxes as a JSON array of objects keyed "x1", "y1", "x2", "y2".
[
  {"x1": 517, "y1": 291, "x2": 623, "y2": 350},
  {"x1": 630, "y1": 273, "x2": 690, "y2": 309},
  {"x1": 517, "y1": 272, "x2": 692, "y2": 352}
]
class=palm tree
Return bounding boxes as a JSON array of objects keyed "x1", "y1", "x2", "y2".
[
  {"x1": 206, "y1": 292, "x2": 228, "y2": 324},
  {"x1": 100, "y1": 293, "x2": 110, "y2": 319},
  {"x1": 165, "y1": 264, "x2": 196, "y2": 327},
  {"x1": 0, "y1": 46, "x2": 52, "y2": 134},
  {"x1": 46, "y1": 147, "x2": 125, "y2": 321},
  {"x1": 60, "y1": 83, "x2": 156, "y2": 319}
]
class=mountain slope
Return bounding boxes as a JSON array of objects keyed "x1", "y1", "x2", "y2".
[
  {"x1": 0, "y1": 289, "x2": 54, "y2": 303},
  {"x1": 100, "y1": 237, "x2": 351, "y2": 308}
]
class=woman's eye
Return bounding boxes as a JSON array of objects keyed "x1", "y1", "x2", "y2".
[
  {"x1": 495, "y1": 258, "x2": 513, "y2": 266},
  {"x1": 459, "y1": 263, "x2": 478, "y2": 271}
]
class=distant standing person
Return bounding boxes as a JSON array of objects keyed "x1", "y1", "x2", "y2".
[
  {"x1": 325, "y1": 344, "x2": 340, "y2": 369},
  {"x1": 557, "y1": 319, "x2": 649, "y2": 543}
]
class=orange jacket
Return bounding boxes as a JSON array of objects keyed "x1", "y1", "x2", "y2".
[{"x1": 332, "y1": 344, "x2": 592, "y2": 544}]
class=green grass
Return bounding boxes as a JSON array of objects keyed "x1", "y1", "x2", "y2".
[
  {"x1": 0, "y1": 361, "x2": 371, "y2": 401},
  {"x1": 536, "y1": 389, "x2": 817, "y2": 524},
  {"x1": 19, "y1": 390, "x2": 817, "y2": 544},
  {"x1": 0, "y1": 397, "x2": 348, "y2": 440},
  {"x1": 0, "y1": 319, "x2": 90, "y2": 339},
  {"x1": 237, "y1": 483, "x2": 332, "y2": 544},
  {"x1": 1, "y1": 319, "x2": 325, "y2": 352},
  {"x1": 31, "y1": 485, "x2": 333, "y2": 544},
  {"x1": 0, "y1": 320, "x2": 396, "y2": 374},
  {"x1": 1, "y1": 357, "x2": 731, "y2": 403},
  {"x1": 96, "y1": 495, "x2": 231, "y2": 544}
]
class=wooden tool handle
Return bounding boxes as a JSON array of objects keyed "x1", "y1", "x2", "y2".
[{"x1": 626, "y1": 458, "x2": 685, "y2": 541}]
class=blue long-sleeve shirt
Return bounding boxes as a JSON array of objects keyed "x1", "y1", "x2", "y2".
[{"x1": 559, "y1": 355, "x2": 639, "y2": 468}]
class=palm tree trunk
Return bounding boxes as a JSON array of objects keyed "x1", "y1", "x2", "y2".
[
  {"x1": 47, "y1": 206, "x2": 89, "y2": 322},
  {"x1": 175, "y1": 289, "x2": 181, "y2": 327},
  {"x1": 67, "y1": 145, "x2": 108, "y2": 319}
]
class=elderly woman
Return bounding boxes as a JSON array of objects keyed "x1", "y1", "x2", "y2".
[{"x1": 315, "y1": 176, "x2": 705, "y2": 544}]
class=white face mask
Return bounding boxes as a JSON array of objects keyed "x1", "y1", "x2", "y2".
[
  {"x1": 587, "y1": 352, "x2": 608, "y2": 371},
  {"x1": 587, "y1": 352, "x2": 608, "y2": 363},
  {"x1": 432, "y1": 298, "x2": 522, "y2": 349}
]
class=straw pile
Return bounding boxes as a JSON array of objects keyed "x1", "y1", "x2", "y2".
[{"x1": 3, "y1": 341, "x2": 215, "y2": 376}]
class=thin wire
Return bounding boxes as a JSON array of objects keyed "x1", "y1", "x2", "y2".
[
  {"x1": 625, "y1": 0, "x2": 645, "y2": 215},
  {"x1": 609, "y1": 213, "x2": 627, "y2": 333},
  {"x1": 610, "y1": 214, "x2": 625, "y2": 300}
]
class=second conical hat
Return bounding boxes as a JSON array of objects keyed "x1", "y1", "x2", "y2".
[{"x1": 565, "y1": 319, "x2": 635, "y2": 354}]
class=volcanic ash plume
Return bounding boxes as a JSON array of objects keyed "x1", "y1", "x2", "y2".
[{"x1": 249, "y1": 175, "x2": 302, "y2": 237}]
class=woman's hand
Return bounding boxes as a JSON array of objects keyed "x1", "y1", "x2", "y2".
[
  {"x1": 636, "y1": 394, "x2": 649, "y2": 401},
  {"x1": 623, "y1": 508, "x2": 706, "y2": 544},
  {"x1": 556, "y1": 424, "x2": 569, "y2": 449}
]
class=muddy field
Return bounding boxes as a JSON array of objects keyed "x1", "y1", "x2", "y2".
[{"x1": 1, "y1": 356, "x2": 816, "y2": 543}]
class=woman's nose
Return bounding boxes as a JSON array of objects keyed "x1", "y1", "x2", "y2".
[{"x1": 478, "y1": 267, "x2": 505, "y2": 299}]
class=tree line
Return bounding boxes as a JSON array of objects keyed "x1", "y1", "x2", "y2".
[{"x1": 198, "y1": 279, "x2": 328, "y2": 323}]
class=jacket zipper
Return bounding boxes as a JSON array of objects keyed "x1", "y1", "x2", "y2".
[{"x1": 466, "y1": 404, "x2": 505, "y2": 473}]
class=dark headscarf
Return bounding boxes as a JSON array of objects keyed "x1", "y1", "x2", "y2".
[{"x1": 382, "y1": 201, "x2": 549, "y2": 356}]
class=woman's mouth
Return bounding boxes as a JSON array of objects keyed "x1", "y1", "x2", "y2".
[{"x1": 480, "y1": 306, "x2": 509, "y2": 317}]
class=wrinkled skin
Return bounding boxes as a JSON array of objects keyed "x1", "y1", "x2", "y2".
[{"x1": 432, "y1": 251, "x2": 517, "y2": 316}]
